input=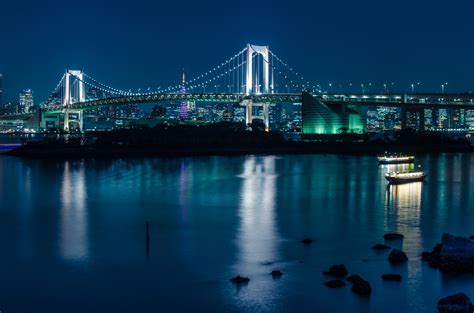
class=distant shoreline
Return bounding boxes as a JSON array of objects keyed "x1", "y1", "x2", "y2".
[{"x1": 4, "y1": 123, "x2": 473, "y2": 159}]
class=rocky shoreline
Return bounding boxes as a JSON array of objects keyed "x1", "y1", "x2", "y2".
[{"x1": 230, "y1": 232, "x2": 474, "y2": 312}]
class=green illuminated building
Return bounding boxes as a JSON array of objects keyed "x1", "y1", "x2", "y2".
[{"x1": 302, "y1": 92, "x2": 365, "y2": 137}]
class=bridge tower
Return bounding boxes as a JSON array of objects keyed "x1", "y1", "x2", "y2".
[
  {"x1": 244, "y1": 44, "x2": 271, "y2": 130},
  {"x1": 245, "y1": 44, "x2": 270, "y2": 96},
  {"x1": 62, "y1": 69, "x2": 85, "y2": 132},
  {"x1": 63, "y1": 70, "x2": 85, "y2": 106}
]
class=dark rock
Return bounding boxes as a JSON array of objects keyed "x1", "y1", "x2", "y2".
[
  {"x1": 347, "y1": 274, "x2": 364, "y2": 284},
  {"x1": 351, "y1": 279, "x2": 372, "y2": 296},
  {"x1": 384, "y1": 233, "x2": 404, "y2": 240},
  {"x1": 381, "y1": 274, "x2": 402, "y2": 281},
  {"x1": 324, "y1": 279, "x2": 346, "y2": 288},
  {"x1": 372, "y1": 243, "x2": 391, "y2": 250},
  {"x1": 271, "y1": 270, "x2": 283, "y2": 277},
  {"x1": 437, "y1": 292, "x2": 473, "y2": 313},
  {"x1": 421, "y1": 251, "x2": 432, "y2": 261},
  {"x1": 388, "y1": 249, "x2": 408, "y2": 264},
  {"x1": 469, "y1": 235, "x2": 474, "y2": 240},
  {"x1": 422, "y1": 233, "x2": 474, "y2": 273},
  {"x1": 300, "y1": 237, "x2": 314, "y2": 244},
  {"x1": 230, "y1": 275, "x2": 250, "y2": 284},
  {"x1": 323, "y1": 264, "x2": 348, "y2": 277},
  {"x1": 440, "y1": 233, "x2": 474, "y2": 258}
]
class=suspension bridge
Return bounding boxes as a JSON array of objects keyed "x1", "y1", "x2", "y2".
[
  {"x1": 2, "y1": 43, "x2": 474, "y2": 133},
  {"x1": 37, "y1": 44, "x2": 310, "y2": 131}
]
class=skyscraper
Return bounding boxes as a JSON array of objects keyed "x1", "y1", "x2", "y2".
[
  {"x1": 19, "y1": 89, "x2": 34, "y2": 113},
  {"x1": 179, "y1": 69, "x2": 188, "y2": 119}
]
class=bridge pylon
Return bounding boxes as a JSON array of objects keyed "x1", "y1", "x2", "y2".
[
  {"x1": 245, "y1": 44, "x2": 270, "y2": 96},
  {"x1": 62, "y1": 69, "x2": 85, "y2": 131}
]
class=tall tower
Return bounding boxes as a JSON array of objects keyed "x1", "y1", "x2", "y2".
[{"x1": 179, "y1": 69, "x2": 188, "y2": 119}]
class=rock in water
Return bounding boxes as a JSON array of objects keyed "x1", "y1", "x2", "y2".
[
  {"x1": 323, "y1": 264, "x2": 348, "y2": 277},
  {"x1": 230, "y1": 275, "x2": 250, "y2": 284},
  {"x1": 381, "y1": 274, "x2": 402, "y2": 281},
  {"x1": 324, "y1": 279, "x2": 346, "y2": 288},
  {"x1": 437, "y1": 292, "x2": 473, "y2": 313},
  {"x1": 384, "y1": 233, "x2": 404, "y2": 240},
  {"x1": 351, "y1": 279, "x2": 372, "y2": 296},
  {"x1": 422, "y1": 233, "x2": 474, "y2": 273},
  {"x1": 440, "y1": 233, "x2": 474, "y2": 258},
  {"x1": 347, "y1": 274, "x2": 364, "y2": 284},
  {"x1": 271, "y1": 270, "x2": 283, "y2": 278},
  {"x1": 300, "y1": 237, "x2": 314, "y2": 244},
  {"x1": 372, "y1": 243, "x2": 391, "y2": 250},
  {"x1": 388, "y1": 249, "x2": 408, "y2": 264}
]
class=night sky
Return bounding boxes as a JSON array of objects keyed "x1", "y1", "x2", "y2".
[{"x1": 0, "y1": 0, "x2": 473, "y2": 102}]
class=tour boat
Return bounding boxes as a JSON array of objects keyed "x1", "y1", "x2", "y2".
[
  {"x1": 377, "y1": 153, "x2": 415, "y2": 164},
  {"x1": 385, "y1": 170, "x2": 427, "y2": 184}
]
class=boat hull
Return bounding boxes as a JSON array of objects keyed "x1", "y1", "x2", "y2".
[
  {"x1": 385, "y1": 175, "x2": 426, "y2": 184},
  {"x1": 378, "y1": 159, "x2": 415, "y2": 164},
  {"x1": 378, "y1": 157, "x2": 415, "y2": 164}
]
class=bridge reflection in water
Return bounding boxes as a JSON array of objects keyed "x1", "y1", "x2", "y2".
[
  {"x1": 233, "y1": 156, "x2": 281, "y2": 309},
  {"x1": 60, "y1": 161, "x2": 89, "y2": 262}
]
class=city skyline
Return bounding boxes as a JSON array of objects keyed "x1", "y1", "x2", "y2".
[{"x1": 1, "y1": 0, "x2": 473, "y2": 102}]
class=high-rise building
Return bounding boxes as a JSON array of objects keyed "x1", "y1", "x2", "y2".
[
  {"x1": 3, "y1": 102, "x2": 19, "y2": 115},
  {"x1": 19, "y1": 89, "x2": 34, "y2": 113},
  {"x1": 179, "y1": 69, "x2": 188, "y2": 119}
]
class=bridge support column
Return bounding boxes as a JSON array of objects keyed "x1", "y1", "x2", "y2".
[
  {"x1": 63, "y1": 71, "x2": 71, "y2": 106},
  {"x1": 78, "y1": 110, "x2": 84, "y2": 132},
  {"x1": 432, "y1": 108, "x2": 439, "y2": 129},
  {"x1": 244, "y1": 100, "x2": 253, "y2": 126},
  {"x1": 263, "y1": 103, "x2": 269, "y2": 131},
  {"x1": 400, "y1": 106, "x2": 407, "y2": 130},
  {"x1": 418, "y1": 109, "x2": 425, "y2": 131},
  {"x1": 63, "y1": 110, "x2": 70, "y2": 132}
]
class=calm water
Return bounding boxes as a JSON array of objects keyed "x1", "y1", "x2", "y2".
[{"x1": 0, "y1": 153, "x2": 474, "y2": 312}]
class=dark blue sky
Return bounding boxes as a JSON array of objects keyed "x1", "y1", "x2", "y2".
[{"x1": 0, "y1": 0, "x2": 473, "y2": 102}]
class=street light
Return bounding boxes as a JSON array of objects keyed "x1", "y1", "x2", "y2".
[
  {"x1": 411, "y1": 84, "x2": 414, "y2": 93},
  {"x1": 441, "y1": 84, "x2": 445, "y2": 94}
]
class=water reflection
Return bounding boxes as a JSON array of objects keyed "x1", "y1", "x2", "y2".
[
  {"x1": 60, "y1": 161, "x2": 89, "y2": 262},
  {"x1": 232, "y1": 156, "x2": 280, "y2": 309},
  {"x1": 238, "y1": 156, "x2": 278, "y2": 267},
  {"x1": 385, "y1": 181, "x2": 424, "y2": 311},
  {"x1": 385, "y1": 183, "x2": 422, "y2": 217},
  {"x1": 179, "y1": 160, "x2": 189, "y2": 223}
]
